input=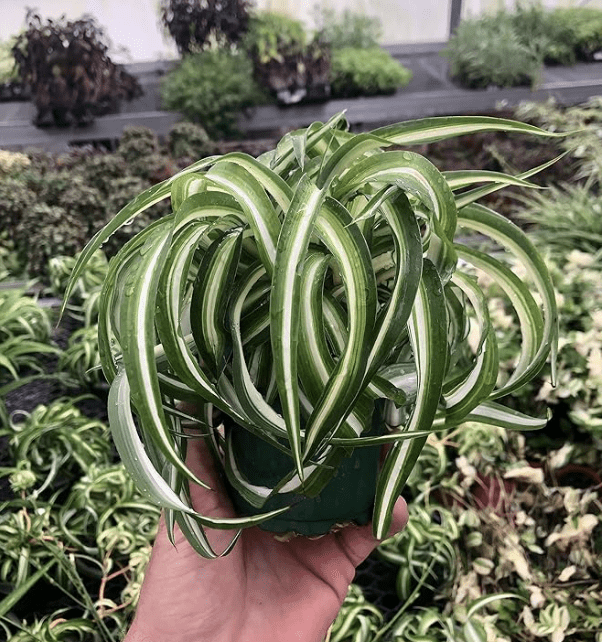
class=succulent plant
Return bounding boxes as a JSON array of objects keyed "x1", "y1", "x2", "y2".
[{"x1": 64, "y1": 112, "x2": 560, "y2": 557}]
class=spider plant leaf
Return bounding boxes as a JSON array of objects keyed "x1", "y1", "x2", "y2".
[
  {"x1": 270, "y1": 111, "x2": 348, "y2": 175},
  {"x1": 118, "y1": 226, "x2": 209, "y2": 487},
  {"x1": 229, "y1": 264, "x2": 289, "y2": 440},
  {"x1": 172, "y1": 190, "x2": 245, "y2": 233},
  {"x1": 111, "y1": 372, "x2": 289, "y2": 548},
  {"x1": 317, "y1": 132, "x2": 389, "y2": 189},
  {"x1": 458, "y1": 203, "x2": 558, "y2": 391},
  {"x1": 170, "y1": 173, "x2": 207, "y2": 212},
  {"x1": 329, "y1": 427, "x2": 440, "y2": 447},
  {"x1": 241, "y1": 303, "x2": 270, "y2": 349},
  {"x1": 443, "y1": 271, "x2": 498, "y2": 423},
  {"x1": 96, "y1": 218, "x2": 174, "y2": 384},
  {"x1": 61, "y1": 157, "x2": 218, "y2": 314},
  {"x1": 466, "y1": 593, "x2": 523, "y2": 619},
  {"x1": 154, "y1": 220, "x2": 230, "y2": 406},
  {"x1": 320, "y1": 292, "x2": 405, "y2": 404},
  {"x1": 363, "y1": 191, "x2": 423, "y2": 382},
  {"x1": 371, "y1": 115, "x2": 567, "y2": 146},
  {"x1": 218, "y1": 152, "x2": 293, "y2": 211},
  {"x1": 0, "y1": 560, "x2": 55, "y2": 618},
  {"x1": 373, "y1": 259, "x2": 448, "y2": 539},
  {"x1": 444, "y1": 170, "x2": 541, "y2": 191},
  {"x1": 456, "y1": 245, "x2": 543, "y2": 395},
  {"x1": 457, "y1": 400, "x2": 551, "y2": 431},
  {"x1": 108, "y1": 370, "x2": 210, "y2": 509},
  {"x1": 303, "y1": 197, "x2": 377, "y2": 461},
  {"x1": 333, "y1": 151, "x2": 457, "y2": 240},
  {"x1": 271, "y1": 175, "x2": 328, "y2": 478},
  {"x1": 454, "y1": 152, "x2": 567, "y2": 209},
  {"x1": 179, "y1": 476, "x2": 290, "y2": 531},
  {"x1": 298, "y1": 248, "x2": 367, "y2": 438},
  {"x1": 190, "y1": 228, "x2": 243, "y2": 378},
  {"x1": 291, "y1": 132, "x2": 307, "y2": 170},
  {"x1": 206, "y1": 161, "x2": 281, "y2": 274}
]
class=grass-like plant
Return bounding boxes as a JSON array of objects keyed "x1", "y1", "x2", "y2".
[{"x1": 64, "y1": 112, "x2": 561, "y2": 557}]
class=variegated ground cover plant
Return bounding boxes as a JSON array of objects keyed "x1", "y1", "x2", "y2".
[{"x1": 64, "y1": 112, "x2": 561, "y2": 555}]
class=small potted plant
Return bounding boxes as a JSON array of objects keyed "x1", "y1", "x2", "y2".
[{"x1": 64, "y1": 112, "x2": 561, "y2": 557}]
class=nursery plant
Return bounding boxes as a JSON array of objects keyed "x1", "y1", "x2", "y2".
[{"x1": 64, "y1": 112, "x2": 562, "y2": 557}]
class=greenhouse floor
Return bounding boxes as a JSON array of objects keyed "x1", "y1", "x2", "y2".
[{"x1": 2, "y1": 43, "x2": 602, "y2": 151}]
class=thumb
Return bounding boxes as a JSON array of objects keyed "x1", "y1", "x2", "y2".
[{"x1": 334, "y1": 496, "x2": 409, "y2": 568}]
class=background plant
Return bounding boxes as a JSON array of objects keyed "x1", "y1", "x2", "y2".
[
  {"x1": 445, "y1": 12, "x2": 542, "y2": 89},
  {"x1": 329, "y1": 47, "x2": 411, "y2": 98},
  {"x1": 446, "y1": 4, "x2": 602, "y2": 89},
  {"x1": 0, "y1": 127, "x2": 192, "y2": 282},
  {"x1": 167, "y1": 121, "x2": 214, "y2": 161},
  {"x1": 243, "y1": 12, "x2": 307, "y2": 65},
  {"x1": 314, "y1": 7, "x2": 382, "y2": 50},
  {"x1": 0, "y1": 39, "x2": 18, "y2": 83},
  {"x1": 242, "y1": 11, "x2": 330, "y2": 104},
  {"x1": 160, "y1": 48, "x2": 265, "y2": 139},
  {"x1": 159, "y1": 0, "x2": 250, "y2": 54},
  {"x1": 11, "y1": 10, "x2": 142, "y2": 126},
  {"x1": 378, "y1": 504, "x2": 460, "y2": 605}
]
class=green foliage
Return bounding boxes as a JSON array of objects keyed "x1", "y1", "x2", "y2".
[
  {"x1": 242, "y1": 10, "x2": 330, "y2": 104},
  {"x1": 81, "y1": 154, "x2": 128, "y2": 193},
  {"x1": 550, "y1": 6, "x2": 602, "y2": 62},
  {"x1": 58, "y1": 176, "x2": 106, "y2": 236},
  {"x1": 330, "y1": 47, "x2": 412, "y2": 97},
  {"x1": 0, "y1": 397, "x2": 158, "y2": 639},
  {"x1": 58, "y1": 325, "x2": 104, "y2": 387},
  {"x1": 160, "y1": 49, "x2": 265, "y2": 139},
  {"x1": 445, "y1": 13, "x2": 542, "y2": 89},
  {"x1": 516, "y1": 97, "x2": 602, "y2": 185},
  {"x1": 168, "y1": 121, "x2": 214, "y2": 160},
  {"x1": 117, "y1": 126, "x2": 158, "y2": 163},
  {"x1": 4, "y1": 101, "x2": 602, "y2": 641},
  {"x1": 243, "y1": 12, "x2": 306, "y2": 63},
  {"x1": 0, "y1": 244, "x2": 21, "y2": 281},
  {"x1": 0, "y1": 287, "x2": 52, "y2": 344},
  {"x1": 0, "y1": 177, "x2": 35, "y2": 231},
  {"x1": 446, "y1": 4, "x2": 602, "y2": 89},
  {"x1": 314, "y1": 7, "x2": 382, "y2": 50},
  {"x1": 510, "y1": 2, "x2": 577, "y2": 65},
  {"x1": 48, "y1": 250, "x2": 108, "y2": 326},
  {"x1": 0, "y1": 286, "x2": 59, "y2": 385},
  {"x1": 2, "y1": 398, "x2": 112, "y2": 493},
  {"x1": 0, "y1": 39, "x2": 18, "y2": 82},
  {"x1": 404, "y1": 437, "x2": 448, "y2": 496},
  {"x1": 48, "y1": 250, "x2": 107, "y2": 304},
  {"x1": 518, "y1": 183, "x2": 602, "y2": 254},
  {"x1": 483, "y1": 249, "x2": 602, "y2": 441},
  {"x1": 15, "y1": 203, "x2": 88, "y2": 279},
  {"x1": 379, "y1": 504, "x2": 460, "y2": 604},
  {"x1": 328, "y1": 585, "x2": 383, "y2": 641}
]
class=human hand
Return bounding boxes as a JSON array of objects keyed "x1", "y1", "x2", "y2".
[{"x1": 124, "y1": 437, "x2": 408, "y2": 642}]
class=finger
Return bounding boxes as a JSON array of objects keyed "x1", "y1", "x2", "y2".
[
  {"x1": 184, "y1": 433, "x2": 236, "y2": 519},
  {"x1": 334, "y1": 496, "x2": 409, "y2": 568}
]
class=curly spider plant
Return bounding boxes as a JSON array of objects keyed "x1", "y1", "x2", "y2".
[{"x1": 63, "y1": 112, "x2": 560, "y2": 557}]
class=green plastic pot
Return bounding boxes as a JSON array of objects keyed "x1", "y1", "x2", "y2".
[{"x1": 224, "y1": 404, "x2": 383, "y2": 536}]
